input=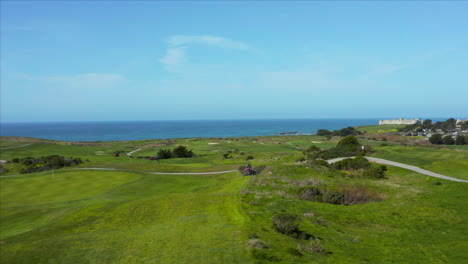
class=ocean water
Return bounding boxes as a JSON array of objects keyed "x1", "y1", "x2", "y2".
[{"x1": 1, "y1": 119, "x2": 380, "y2": 142}]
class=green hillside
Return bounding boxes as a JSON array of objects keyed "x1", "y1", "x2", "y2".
[{"x1": 1, "y1": 134, "x2": 467, "y2": 263}]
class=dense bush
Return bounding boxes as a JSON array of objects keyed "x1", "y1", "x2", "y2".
[
  {"x1": 310, "y1": 136, "x2": 361, "y2": 160},
  {"x1": 316, "y1": 129, "x2": 332, "y2": 136},
  {"x1": 298, "y1": 186, "x2": 322, "y2": 202},
  {"x1": 340, "y1": 185, "x2": 383, "y2": 205},
  {"x1": 272, "y1": 213, "x2": 300, "y2": 236},
  {"x1": 332, "y1": 156, "x2": 370, "y2": 171},
  {"x1": 316, "y1": 127, "x2": 362, "y2": 137},
  {"x1": 10, "y1": 155, "x2": 83, "y2": 174},
  {"x1": 336, "y1": 136, "x2": 360, "y2": 148},
  {"x1": 302, "y1": 145, "x2": 321, "y2": 156},
  {"x1": 363, "y1": 165, "x2": 387, "y2": 179},
  {"x1": 297, "y1": 184, "x2": 382, "y2": 205},
  {"x1": 429, "y1": 133, "x2": 443, "y2": 144},
  {"x1": 455, "y1": 135, "x2": 466, "y2": 145},
  {"x1": 442, "y1": 135, "x2": 455, "y2": 145}
]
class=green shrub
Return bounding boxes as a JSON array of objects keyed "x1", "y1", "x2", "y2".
[
  {"x1": 251, "y1": 248, "x2": 280, "y2": 262},
  {"x1": 322, "y1": 189, "x2": 344, "y2": 205},
  {"x1": 316, "y1": 129, "x2": 332, "y2": 136},
  {"x1": 303, "y1": 145, "x2": 321, "y2": 156},
  {"x1": 298, "y1": 186, "x2": 322, "y2": 202},
  {"x1": 442, "y1": 135, "x2": 455, "y2": 145},
  {"x1": 297, "y1": 238, "x2": 325, "y2": 254},
  {"x1": 246, "y1": 155, "x2": 254, "y2": 161},
  {"x1": 340, "y1": 185, "x2": 383, "y2": 205},
  {"x1": 429, "y1": 133, "x2": 443, "y2": 144},
  {"x1": 332, "y1": 156, "x2": 370, "y2": 171},
  {"x1": 455, "y1": 135, "x2": 466, "y2": 145},
  {"x1": 337, "y1": 136, "x2": 359, "y2": 148},
  {"x1": 363, "y1": 165, "x2": 387, "y2": 179},
  {"x1": 272, "y1": 213, "x2": 300, "y2": 236},
  {"x1": 295, "y1": 157, "x2": 306, "y2": 162}
]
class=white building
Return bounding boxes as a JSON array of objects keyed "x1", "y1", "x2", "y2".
[{"x1": 379, "y1": 118, "x2": 422, "y2": 125}]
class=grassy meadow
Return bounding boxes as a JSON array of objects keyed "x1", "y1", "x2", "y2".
[{"x1": 1, "y1": 127, "x2": 467, "y2": 263}]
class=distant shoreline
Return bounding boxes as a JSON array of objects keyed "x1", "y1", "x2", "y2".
[{"x1": 0, "y1": 118, "x2": 451, "y2": 142}]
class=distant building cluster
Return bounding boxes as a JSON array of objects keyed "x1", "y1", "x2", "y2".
[
  {"x1": 379, "y1": 118, "x2": 422, "y2": 125},
  {"x1": 456, "y1": 119, "x2": 468, "y2": 127}
]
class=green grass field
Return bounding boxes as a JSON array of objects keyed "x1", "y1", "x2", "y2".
[
  {"x1": 1, "y1": 134, "x2": 467, "y2": 263},
  {"x1": 1, "y1": 170, "x2": 249, "y2": 263}
]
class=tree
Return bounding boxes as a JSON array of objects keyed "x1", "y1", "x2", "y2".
[
  {"x1": 442, "y1": 135, "x2": 455, "y2": 145},
  {"x1": 441, "y1": 118, "x2": 456, "y2": 132},
  {"x1": 172, "y1": 145, "x2": 194, "y2": 158},
  {"x1": 337, "y1": 136, "x2": 359, "y2": 148},
  {"x1": 157, "y1": 149, "x2": 172, "y2": 159},
  {"x1": 332, "y1": 127, "x2": 361, "y2": 137},
  {"x1": 455, "y1": 135, "x2": 466, "y2": 145},
  {"x1": 422, "y1": 119, "x2": 432, "y2": 129},
  {"x1": 461, "y1": 121, "x2": 468, "y2": 130},
  {"x1": 316, "y1": 129, "x2": 332, "y2": 136},
  {"x1": 429, "y1": 133, "x2": 443, "y2": 144}
]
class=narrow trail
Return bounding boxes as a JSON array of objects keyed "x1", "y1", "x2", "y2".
[
  {"x1": 74, "y1": 168, "x2": 238, "y2": 175},
  {"x1": 2, "y1": 157, "x2": 466, "y2": 182},
  {"x1": 126, "y1": 148, "x2": 141, "y2": 156},
  {"x1": 0, "y1": 143, "x2": 33, "y2": 150},
  {"x1": 327, "y1": 157, "x2": 468, "y2": 183},
  {"x1": 0, "y1": 168, "x2": 239, "y2": 178}
]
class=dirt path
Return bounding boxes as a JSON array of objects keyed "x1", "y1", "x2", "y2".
[
  {"x1": 327, "y1": 157, "x2": 468, "y2": 183},
  {"x1": 0, "y1": 143, "x2": 33, "y2": 150}
]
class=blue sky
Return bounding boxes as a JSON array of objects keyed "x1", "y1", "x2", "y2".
[{"x1": 1, "y1": 1, "x2": 467, "y2": 122}]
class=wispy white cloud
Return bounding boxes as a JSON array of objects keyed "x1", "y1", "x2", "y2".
[
  {"x1": 159, "y1": 47, "x2": 187, "y2": 71},
  {"x1": 166, "y1": 35, "x2": 250, "y2": 50},
  {"x1": 160, "y1": 35, "x2": 250, "y2": 71}
]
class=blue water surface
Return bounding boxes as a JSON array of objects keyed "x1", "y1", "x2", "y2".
[{"x1": 0, "y1": 119, "x2": 380, "y2": 141}]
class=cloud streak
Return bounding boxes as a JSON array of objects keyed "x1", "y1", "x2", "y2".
[
  {"x1": 166, "y1": 35, "x2": 250, "y2": 50},
  {"x1": 160, "y1": 35, "x2": 250, "y2": 71},
  {"x1": 159, "y1": 47, "x2": 187, "y2": 71}
]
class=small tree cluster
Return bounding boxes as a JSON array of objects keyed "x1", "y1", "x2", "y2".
[
  {"x1": 430, "y1": 134, "x2": 468, "y2": 145},
  {"x1": 157, "y1": 145, "x2": 194, "y2": 159},
  {"x1": 315, "y1": 127, "x2": 362, "y2": 137},
  {"x1": 400, "y1": 118, "x2": 466, "y2": 133},
  {"x1": 310, "y1": 136, "x2": 361, "y2": 160}
]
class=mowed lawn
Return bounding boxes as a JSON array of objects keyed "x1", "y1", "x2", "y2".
[{"x1": 0, "y1": 170, "x2": 250, "y2": 264}]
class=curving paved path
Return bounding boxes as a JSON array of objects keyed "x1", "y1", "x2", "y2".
[
  {"x1": 74, "y1": 168, "x2": 239, "y2": 175},
  {"x1": 2, "y1": 158, "x2": 466, "y2": 182},
  {"x1": 126, "y1": 148, "x2": 141, "y2": 156},
  {"x1": 327, "y1": 157, "x2": 468, "y2": 183}
]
